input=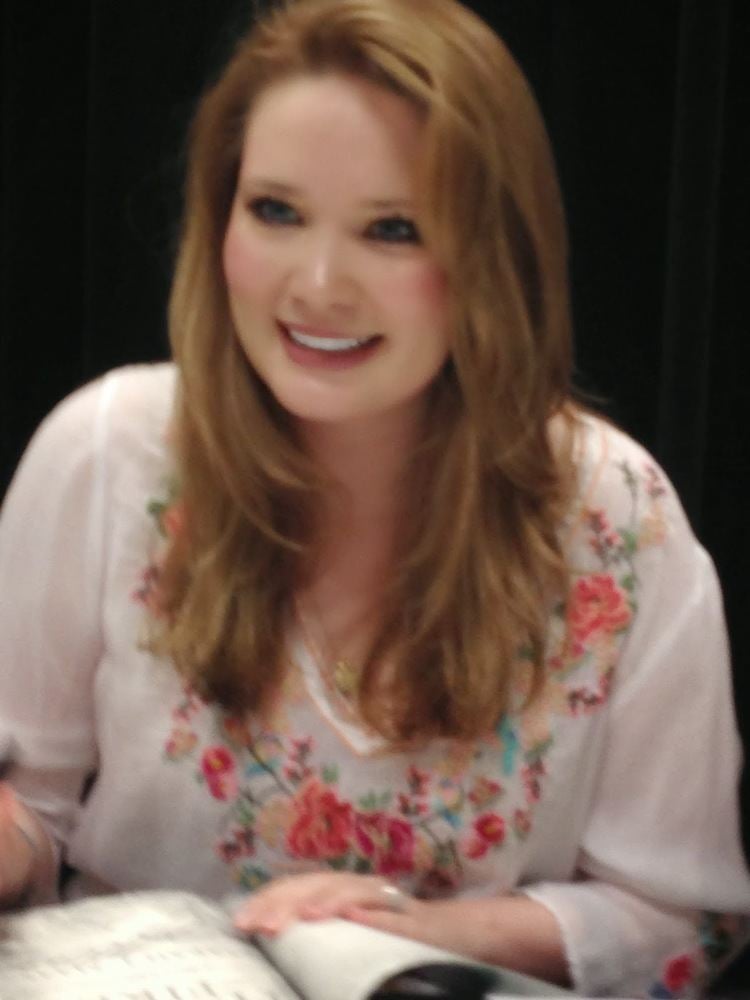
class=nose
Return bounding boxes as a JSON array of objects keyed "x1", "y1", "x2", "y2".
[{"x1": 286, "y1": 229, "x2": 358, "y2": 316}]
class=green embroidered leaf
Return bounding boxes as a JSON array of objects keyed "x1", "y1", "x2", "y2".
[
  {"x1": 327, "y1": 855, "x2": 350, "y2": 871},
  {"x1": 236, "y1": 802, "x2": 255, "y2": 826},
  {"x1": 358, "y1": 791, "x2": 379, "y2": 811},
  {"x1": 620, "y1": 573, "x2": 636, "y2": 592},
  {"x1": 322, "y1": 764, "x2": 339, "y2": 785},
  {"x1": 620, "y1": 529, "x2": 638, "y2": 556},
  {"x1": 526, "y1": 737, "x2": 553, "y2": 763},
  {"x1": 618, "y1": 461, "x2": 638, "y2": 493},
  {"x1": 353, "y1": 856, "x2": 372, "y2": 874},
  {"x1": 239, "y1": 866, "x2": 270, "y2": 891},
  {"x1": 435, "y1": 843, "x2": 456, "y2": 868}
]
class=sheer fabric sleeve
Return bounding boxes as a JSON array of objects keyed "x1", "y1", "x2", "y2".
[
  {"x1": 524, "y1": 453, "x2": 750, "y2": 997},
  {"x1": 0, "y1": 374, "x2": 117, "y2": 896}
]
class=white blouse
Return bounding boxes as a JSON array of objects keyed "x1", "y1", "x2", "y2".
[{"x1": 1, "y1": 363, "x2": 748, "y2": 998}]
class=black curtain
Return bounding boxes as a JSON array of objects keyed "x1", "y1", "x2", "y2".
[{"x1": 2, "y1": 0, "x2": 748, "y2": 840}]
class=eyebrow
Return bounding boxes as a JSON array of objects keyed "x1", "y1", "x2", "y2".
[{"x1": 240, "y1": 177, "x2": 415, "y2": 212}]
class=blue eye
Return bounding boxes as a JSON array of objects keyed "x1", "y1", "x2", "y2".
[
  {"x1": 248, "y1": 197, "x2": 301, "y2": 226},
  {"x1": 366, "y1": 216, "x2": 421, "y2": 244}
]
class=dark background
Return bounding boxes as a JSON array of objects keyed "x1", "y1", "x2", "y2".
[{"x1": 1, "y1": 0, "x2": 748, "y2": 871}]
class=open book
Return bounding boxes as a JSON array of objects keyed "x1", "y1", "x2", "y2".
[{"x1": 0, "y1": 890, "x2": 573, "y2": 1000}]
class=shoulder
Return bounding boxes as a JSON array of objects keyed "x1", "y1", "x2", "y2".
[
  {"x1": 559, "y1": 409, "x2": 719, "y2": 626},
  {"x1": 4, "y1": 363, "x2": 177, "y2": 509},
  {"x1": 25, "y1": 362, "x2": 175, "y2": 461},
  {"x1": 567, "y1": 410, "x2": 689, "y2": 549},
  {"x1": 40, "y1": 362, "x2": 175, "y2": 438}
]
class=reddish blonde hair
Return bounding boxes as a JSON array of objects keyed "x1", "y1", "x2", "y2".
[{"x1": 156, "y1": 0, "x2": 576, "y2": 742}]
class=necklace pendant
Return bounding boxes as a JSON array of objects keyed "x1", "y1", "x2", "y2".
[{"x1": 333, "y1": 658, "x2": 358, "y2": 697}]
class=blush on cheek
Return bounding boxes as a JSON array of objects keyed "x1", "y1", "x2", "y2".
[
  {"x1": 222, "y1": 222, "x2": 273, "y2": 296},
  {"x1": 386, "y1": 262, "x2": 449, "y2": 319}
]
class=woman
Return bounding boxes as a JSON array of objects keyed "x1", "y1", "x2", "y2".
[{"x1": 1, "y1": 0, "x2": 748, "y2": 995}]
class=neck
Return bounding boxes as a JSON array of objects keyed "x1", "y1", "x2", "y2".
[
  {"x1": 295, "y1": 402, "x2": 424, "y2": 606},
  {"x1": 298, "y1": 402, "x2": 423, "y2": 531}
]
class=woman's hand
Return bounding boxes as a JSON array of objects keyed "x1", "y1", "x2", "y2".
[
  {"x1": 233, "y1": 871, "x2": 413, "y2": 937},
  {"x1": 232, "y1": 870, "x2": 569, "y2": 986},
  {"x1": 0, "y1": 783, "x2": 37, "y2": 908}
]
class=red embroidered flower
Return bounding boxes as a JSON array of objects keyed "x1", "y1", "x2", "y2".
[
  {"x1": 286, "y1": 779, "x2": 353, "y2": 860},
  {"x1": 567, "y1": 573, "x2": 632, "y2": 653},
  {"x1": 201, "y1": 746, "x2": 238, "y2": 801},
  {"x1": 663, "y1": 953, "x2": 696, "y2": 992},
  {"x1": 464, "y1": 812, "x2": 506, "y2": 859},
  {"x1": 354, "y1": 812, "x2": 415, "y2": 876},
  {"x1": 475, "y1": 813, "x2": 505, "y2": 845}
]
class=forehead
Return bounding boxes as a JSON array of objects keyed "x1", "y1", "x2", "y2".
[{"x1": 238, "y1": 73, "x2": 425, "y2": 196}]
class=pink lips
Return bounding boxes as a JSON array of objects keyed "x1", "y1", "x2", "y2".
[{"x1": 278, "y1": 322, "x2": 382, "y2": 371}]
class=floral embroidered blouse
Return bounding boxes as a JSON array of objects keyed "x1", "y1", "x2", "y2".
[{"x1": 1, "y1": 364, "x2": 748, "y2": 998}]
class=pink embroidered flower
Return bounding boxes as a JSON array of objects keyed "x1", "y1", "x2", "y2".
[
  {"x1": 256, "y1": 798, "x2": 294, "y2": 849},
  {"x1": 645, "y1": 464, "x2": 666, "y2": 500},
  {"x1": 165, "y1": 728, "x2": 197, "y2": 760},
  {"x1": 162, "y1": 501, "x2": 186, "y2": 539},
  {"x1": 663, "y1": 953, "x2": 696, "y2": 992},
  {"x1": 468, "y1": 776, "x2": 503, "y2": 810},
  {"x1": 521, "y1": 761, "x2": 545, "y2": 804},
  {"x1": 287, "y1": 779, "x2": 353, "y2": 860},
  {"x1": 406, "y1": 765, "x2": 430, "y2": 796},
  {"x1": 464, "y1": 812, "x2": 506, "y2": 859},
  {"x1": 354, "y1": 812, "x2": 415, "y2": 876},
  {"x1": 131, "y1": 564, "x2": 164, "y2": 615},
  {"x1": 284, "y1": 737, "x2": 314, "y2": 784},
  {"x1": 397, "y1": 792, "x2": 428, "y2": 818},
  {"x1": 216, "y1": 825, "x2": 255, "y2": 863},
  {"x1": 201, "y1": 746, "x2": 238, "y2": 801},
  {"x1": 567, "y1": 574, "x2": 632, "y2": 653},
  {"x1": 639, "y1": 512, "x2": 666, "y2": 547},
  {"x1": 512, "y1": 808, "x2": 532, "y2": 839}
]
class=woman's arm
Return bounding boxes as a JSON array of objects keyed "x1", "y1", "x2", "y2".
[
  {"x1": 0, "y1": 785, "x2": 57, "y2": 908},
  {"x1": 0, "y1": 374, "x2": 115, "y2": 906},
  {"x1": 233, "y1": 870, "x2": 569, "y2": 983}
]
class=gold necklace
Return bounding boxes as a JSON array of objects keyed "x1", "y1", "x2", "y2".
[{"x1": 296, "y1": 600, "x2": 362, "y2": 704}]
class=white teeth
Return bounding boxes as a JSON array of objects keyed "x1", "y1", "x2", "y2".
[{"x1": 287, "y1": 327, "x2": 372, "y2": 352}]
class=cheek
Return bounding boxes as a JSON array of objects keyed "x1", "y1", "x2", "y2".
[
  {"x1": 222, "y1": 222, "x2": 277, "y2": 302},
  {"x1": 386, "y1": 262, "x2": 450, "y2": 335}
]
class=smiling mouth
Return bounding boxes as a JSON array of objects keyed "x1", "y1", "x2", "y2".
[{"x1": 281, "y1": 323, "x2": 381, "y2": 354}]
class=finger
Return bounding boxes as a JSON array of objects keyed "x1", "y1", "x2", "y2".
[
  {"x1": 296, "y1": 876, "x2": 401, "y2": 921},
  {"x1": 343, "y1": 903, "x2": 418, "y2": 936},
  {"x1": 234, "y1": 873, "x2": 384, "y2": 934}
]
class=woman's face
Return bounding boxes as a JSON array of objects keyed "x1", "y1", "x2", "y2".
[{"x1": 222, "y1": 72, "x2": 450, "y2": 430}]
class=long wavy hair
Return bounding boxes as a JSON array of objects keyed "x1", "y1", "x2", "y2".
[{"x1": 154, "y1": 0, "x2": 577, "y2": 744}]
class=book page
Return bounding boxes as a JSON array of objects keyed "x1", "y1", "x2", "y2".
[
  {"x1": 258, "y1": 917, "x2": 572, "y2": 1000},
  {"x1": 0, "y1": 892, "x2": 299, "y2": 1000}
]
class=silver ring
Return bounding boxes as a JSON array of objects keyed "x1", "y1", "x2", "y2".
[{"x1": 379, "y1": 882, "x2": 408, "y2": 913}]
